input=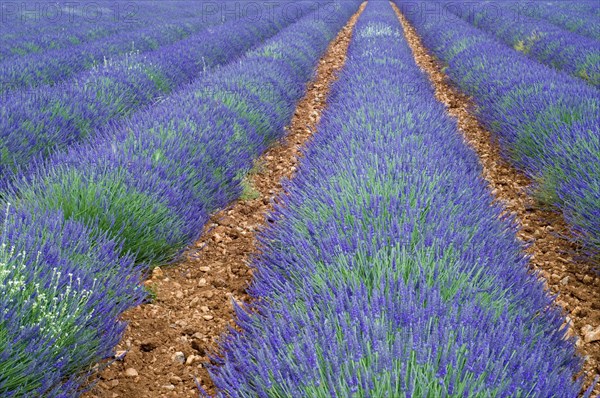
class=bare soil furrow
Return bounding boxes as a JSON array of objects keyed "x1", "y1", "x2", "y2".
[{"x1": 85, "y1": 4, "x2": 366, "y2": 397}]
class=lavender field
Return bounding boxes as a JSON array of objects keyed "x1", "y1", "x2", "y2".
[{"x1": 0, "y1": 1, "x2": 598, "y2": 397}]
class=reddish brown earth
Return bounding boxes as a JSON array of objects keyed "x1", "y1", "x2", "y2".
[
  {"x1": 84, "y1": 4, "x2": 366, "y2": 398},
  {"x1": 391, "y1": 3, "x2": 600, "y2": 395}
]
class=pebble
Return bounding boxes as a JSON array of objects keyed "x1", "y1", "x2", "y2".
[
  {"x1": 582, "y1": 325, "x2": 600, "y2": 343},
  {"x1": 175, "y1": 291, "x2": 184, "y2": 299},
  {"x1": 198, "y1": 278, "x2": 207, "y2": 287},
  {"x1": 152, "y1": 267, "x2": 164, "y2": 279},
  {"x1": 560, "y1": 276, "x2": 570, "y2": 286},
  {"x1": 199, "y1": 266, "x2": 211, "y2": 272},
  {"x1": 125, "y1": 368, "x2": 138, "y2": 377},
  {"x1": 162, "y1": 384, "x2": 176, "y2": 390},
  {"x1": 172, "y1": 352, "x2": 186, "y2": 364},
  {"x1": 219, "y1": 217, "x2": 235, "y2": 227},
  {"x1": 169, "y1": 375, "x2": 182, "y2": 384},
  {"x1": 114, "y1": 350, "x2": 127, "y2": 360},
  {"x1": 98, "y1": 382, "x2": 110, "y2": 391},
  {"x1": 581, "y1": 325, "x2": 593, "y2": 334},
  {"x1": 186, "y1": 355, "x2": 197, "y2": 365},
  {"x1": 202, "y1": 315, "x2": 214, "y2": 320},
  {"x1": 212, "y1": 278, "x2": 227, "y2": 288}
]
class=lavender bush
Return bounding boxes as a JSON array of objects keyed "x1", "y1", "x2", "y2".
[
  {"x1": 0, "y1": 2, "x2": 361, "y2": 395},
  {"x1": 0, "y1": 204, "x2": 145, "y2": 396},
  {"x1": 0, "y1": 3, "x2": 229, "y2": 93},
  {"x1": 0, "y1": 1, "x2": 313, "y2": 184},
  {"x1": 0, "y1": 1, "x2": 219, "y2": 62},
  {"x1": 507, "y1": 1, "x2": 600, "y2": 41},
  {"x1": 209, "y1": 1, "x2": 585, "y2": 396},
  {"x1": 6, "y1": 0, "x2": 359, "y2": 264},
  {"x1": 396, "y1": 0, "x2": 600, "y2": 260},
  {"x1": 446, "y1": 1, "x2": 599, "y2": 87}
]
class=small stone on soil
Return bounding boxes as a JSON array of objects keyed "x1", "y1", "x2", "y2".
[
  {"x1": 152, "y1": 267, "x2": 164, "y2": 279},
  {"x1": 169, "y1": 375, "x2": 182, "y2": 384},
  {"x1": 172, "y1": 352, "x2": 186, "y2": 364},
  {"x1": 583, "y1": 326, "x2": 600, "y2": 343},
  {"x1": 186, "y1": 355, "x2": 197, "y2": 365},
  {"x1": 125, "y1": 368, "x2": 138, "y2": 378},
  {"x1": 212, "y1": 278, "x2": 227, "y2": 288}
]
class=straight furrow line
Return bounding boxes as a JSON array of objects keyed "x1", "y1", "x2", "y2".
[{"x1": 84, "y1": 4, "x2": 366, "y2": 398}]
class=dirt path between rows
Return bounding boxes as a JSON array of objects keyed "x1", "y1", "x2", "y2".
[
  {"x1": 391, "y1": 3, "x2": 599, "y2": 395},
  {"x1": 85, "y1": 4, "x2": 366, "y2": 398}
]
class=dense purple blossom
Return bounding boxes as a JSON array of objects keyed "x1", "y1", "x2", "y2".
[
  {"x1": 0, "y1": 0, "x2": 215, "y2": 62},
  {"x1": 396, "y1": 0, "x2": 600, "y2": 259},
  {"x1": 446, "y1": 1, "x2": 599, "y2": 87},
  {"x1": 0, "y1": 205, "x2": 145, "y2": 396},
  {"x1": 0, "y1": 1, "x2": 319, "y2": 184},
  {"x1": 209, "y1": 1, "x2": 584, "y2": 396},
  {"x1": 510, "y1": 1, "x2": 600, "y2": 41},
  {"x1": 0, "y1": 2, "x2": 361, "y2": 395},
  {"x1": 0, "y1": 2, "x2": 232, "y2": 92}
]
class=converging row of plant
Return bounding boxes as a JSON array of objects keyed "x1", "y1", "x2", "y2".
[
  {"x1": 0, "y1": 1, "x2": 316, "y2": 185},
  {"x1": 0, "y1": 2, "x2": 362, "y2": 395},
  {"x1": 396, "y1": 0, "x2": 600, "y2": 260},
  {"x1": 208, "y1": 2, "x2": 586, "y2": 396}
]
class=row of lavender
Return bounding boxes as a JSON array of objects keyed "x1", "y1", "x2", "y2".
[
  {"x1": 0, "y1": 3, "x2": 231, "y2": 93},
  {"x1": 506, "y1": 1, "x2": 599, "y2": 41},
  {"x1": 209, "y1": 1, "x2": 584, "y2": 396},
  {"x1": 444, "y1": 1, "x2": 599, "y2": 87},
  {"x1": 0, "y1": 2, "x2": 361, "y2": 395},
  {"x1": 0, "y1": 1, "x2": 216, "y2": 62},
  {"x1": 396, "y1": 1, "x2": 600, "y2": 259},
  {"x1": 0, "y1": 2, "x2": 313, "y2": 185}
]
